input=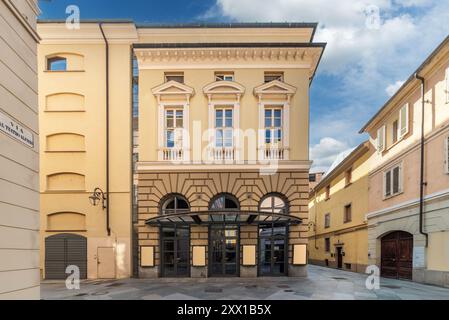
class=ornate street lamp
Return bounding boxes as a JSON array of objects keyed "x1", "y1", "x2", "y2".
[{"x1": 89, "y1": 188, "x2": 107, "y2": 210}]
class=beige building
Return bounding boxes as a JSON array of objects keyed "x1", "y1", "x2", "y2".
[
  {"x1": 37, "y1": 21, "x2": 136, "y2": 279},
  {"x1": 361, "y1": 35, "x2": 449, "y2": 286},
  {"x1": 0, "y1": 0, "x2": 41, "y2": 299},
  {"x1": 309, "y1": 142, "x2": 371, "y2": 273}
]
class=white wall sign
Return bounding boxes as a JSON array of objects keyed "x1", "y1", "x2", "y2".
[
  {"x1": 413, "y1": 246, "x2": 425, "y2": 268},
  {"x1": 0, "y1": 111, "x2": 34, "y2": 148}
]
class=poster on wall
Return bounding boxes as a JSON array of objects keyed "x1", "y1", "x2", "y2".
[{"x1": 0, "y1": 111, "x2": 35, "y2": 148}]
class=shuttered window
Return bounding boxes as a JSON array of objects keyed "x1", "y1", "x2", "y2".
[
  {"x1": 384, "y1": 163, "x2": 403, "y2": 198},
  {"x1": 377, "y1": 125, "x2": 386, "y2": 153},
  {"x1": 445, "y1": 67, "x2": 449, "y2": 103},
  {"x1": 399, "y1": 104, "x2": 409, "y2": 139},
  {"x1": 445, "y1": 136, "x2": 449, "y2": 174}
]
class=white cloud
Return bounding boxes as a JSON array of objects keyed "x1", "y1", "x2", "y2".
[
  {"x1": 386, "y1": 80, "x2": 406, "y2": 96},
  {"x1": 310, "y1": 137, "x2": 352, "y2": 172}
]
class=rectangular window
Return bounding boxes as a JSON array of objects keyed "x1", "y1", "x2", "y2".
[
  {"x1": 264, "y1": 108, "x2": 283, "y2": 145},
  {"x1": 324, "y1": 213, "x2": 331, "y2": 229},
  {"x1": 325, "y1": 185, "x2": 330, "y2": 200},
  {"x1": 392, "y1": 119, "x2": 399, "y2": 144},
  {"x1": 215, "y1": 108, "x2": 233, "y2": 148},
  {"x1": 384, "y1": 163, "x2": 402, "y2": 198},
  {"x1": 399, "y1": 104, "x2": 409, "y2": 139},
  {"x1": 345, "y1": 168, "x2": 352, "y2": 186},
  {"x1": 377, "y1": 125, "x2": 386, "y2": 153},
  {"x1": 445, "y1": 136, "x2": 449, "y2": 174},
  {"x1": 215, "y1": 72, "x2": 234, "y2": 81},
  {"x1": 309, "y1": 174, "x2": 316, "y2": 182},
  {"x1": 325, "y1": 238, "x2": 331, "y2": 253},
  {"x1": 445, "y1": 67, "x2": 449, "y2": 103},
  {"x1": 165, "y1": 109, "x2": 183, "y2": 148},
  {"x1": 47, "y1": 57, "x2": 67, "y2": 71},
  {"x1": 344, "y1": 204, "x2": 352, "y2": 223},
  {"x1": 165, "y1": 72, "x2": 184, "y2": 83},
  {"x1": 264, "y1": 72, "x2": 284, "y2": 83}
]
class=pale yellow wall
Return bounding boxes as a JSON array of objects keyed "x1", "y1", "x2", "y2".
[
  {"x1": 0, "y1": 0, "x2": 40, "y2": 300},
  {"x1": 138, "y1": 68, "x2": 310, "y2": 162},
  {"x1": 308, "y1": 148, "x2": 370, "y2": 270},
  {"x1": 38, "y1": 24, "x2": 134, "y2": 279}
]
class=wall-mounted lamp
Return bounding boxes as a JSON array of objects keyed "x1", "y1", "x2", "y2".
[{"x1": 89, "y1": 187, "x2": 107, "y2": 210}]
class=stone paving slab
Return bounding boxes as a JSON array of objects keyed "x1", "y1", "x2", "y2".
[{"x1": 41, "y1": 265, "x2": 449, "y2": 300}]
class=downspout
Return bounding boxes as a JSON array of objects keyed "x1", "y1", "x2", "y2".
[
  {"x1": 99, "y1": 23, "x2": 111, "y2": 236},
  {"x1": 314, "y1": 189, "x2": 318, "y2": 250},
  {"x1": 415, "y1": 73, "x2": 428, "y2": 247}
]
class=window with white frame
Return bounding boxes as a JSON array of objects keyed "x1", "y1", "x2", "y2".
[
  {"x1": 165, "y1": 108, "x2": 183, "y2": 148},
  {"x1": 264, "y1": 108, "x2": 283, "y2": 146},
  {"x1": 392, "y1": 119, "x2": 399, "y2": 145},
  {"x1": 215, "y1": 72, "x2": 234, "y2": 82},
  {"x1": 215, "y1": 107, "x2": 233, "y2": 148},
  {"x1": 384, "y1": 163, "x2": 403, "y2": 198},
  {"x1": 399, "y1": 103, "x2": 409, "y2": 139},
  {"x1": 377, "y1": 125, "x2": 386, "y2": 153}
]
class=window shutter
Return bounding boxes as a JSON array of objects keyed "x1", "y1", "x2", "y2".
[
  {"x1": 399, "y1": 104, "x2": 409, "y2": 139},
  {"x1": 446, "y1": 67, "x2": 449, "y2": 103},
  {"x1": 445, "y1": 136, "x2": 449, "y2": 174},
  {"x1": 377, "y1": 125, "x2": 386, "y2": 153},
  {"x1": 384, "y1": 170, "x2": 391, "y2": 198}
]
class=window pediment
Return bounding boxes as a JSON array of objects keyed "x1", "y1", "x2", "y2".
[
  {"x1": 203, "y1": 81, "x2": 245, "y2": 96},
  {"x1": 152, "y1": 80, "x2": 195, "y2": 97},
  {"x1": 254, "y1": 80, "x2": 297, "y2": 96}
]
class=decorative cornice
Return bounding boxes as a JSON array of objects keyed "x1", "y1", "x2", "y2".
[
  {"x1": 254, "y1": 80, "x2": 297, "y2": 96},
  {"x1": 203, "y1": 81, "x2": 245, "y2": 96},
  {"x1": 151, "y1": 80, "x2": 195, "y2": 97}
]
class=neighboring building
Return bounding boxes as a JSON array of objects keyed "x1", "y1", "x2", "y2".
[
  {"x1": 361, "y1": 35, "x2": 449, "y2": 286},
  {"x1": 309, "y1": 171, "x2": 324, "y2": 192},
  {"x1": 309, "y1": 142, "x2": 372, "y2": 273},
  {"x1": 0, "y1": 0, "x2": 40, "y2": 299},
  {"x1": 37, "y1": 21, "x2": 136, "y2": 279},
  {"x1": 135, "y1": 23, "x2": 325, "y2": 278}
]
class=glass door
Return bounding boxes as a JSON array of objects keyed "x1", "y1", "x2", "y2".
[
  {"x1": 161, "y1": 225, "x2": 190, "y2": 277},
  {"x1": 259, "y1": 223, "x2": 287, "y2": 276},
  {"x1": 209, "y1": 224, "x2": 239, "y2": 277}
]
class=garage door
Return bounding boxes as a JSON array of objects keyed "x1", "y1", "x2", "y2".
[{"x1": 45, "y1": 234, "x2": 87, "y2": 280}]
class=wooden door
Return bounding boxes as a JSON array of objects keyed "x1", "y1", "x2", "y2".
[
  {"x1": 97, "y1": 247, "x2": 116, "y2": 279},
  {"x1": 381, "y1": 231, "x2": 413, "y2": 280},
  {"x1": 336, "y1": 247, "x2": 343, "y2": 269}
]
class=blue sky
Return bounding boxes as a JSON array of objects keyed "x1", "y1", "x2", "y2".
[{"x1": 39, "y1": 0, "x2": 449, "y2": 172}]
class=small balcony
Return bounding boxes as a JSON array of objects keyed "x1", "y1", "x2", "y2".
[
  {"x1": 209, "y1": 147, "x2": 236, "y2": 162},
  {"x1": 162, "y1": 148, "x2": 184, "y2": 161},
  {"x1": 261, "y1": 146, "x2": 285, "y2": 160}
]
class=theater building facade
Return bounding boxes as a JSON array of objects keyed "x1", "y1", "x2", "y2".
[
  {"x1": 135, "y1": 23, "x2": 325, "y2": 278},
  {"x1": 36, "y1": 21, "x2": 324, "y2": 279}
]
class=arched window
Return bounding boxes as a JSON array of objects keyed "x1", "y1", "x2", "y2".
[
  {"x1": 161, "y1": 194, "x2": 189, "y2": 215},
  {"x1": 47, "y1": 57, "x2": 67, "y2": 71},
  {"x1": 259, "y1": 194, "x2": 288, "y2": 214},
  {"x1": 210, "y1": 193, "x2": 239, "y2": 210}
]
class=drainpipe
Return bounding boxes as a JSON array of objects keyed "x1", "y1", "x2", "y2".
[
  {"x1": 415, "y1": 73, "x2": 428, "y2": 247},
  {"x1": 99, "y1": 23, "x2": 111, "y2": 236}
]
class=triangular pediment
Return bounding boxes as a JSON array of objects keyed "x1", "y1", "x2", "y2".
[
  {"x1": 203, "y1": 81, "x2": 245, "y2": 95},
  {"x1": 152, "y1": 80, "x2": 195, "y2": 96},
  {"x1": 254, "y1": 80, "x2": 297, "y2": 96}
]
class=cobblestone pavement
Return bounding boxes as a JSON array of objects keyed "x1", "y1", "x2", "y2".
[{"x1": 41, "y1": 265, "x2": 449, "y2": 300}]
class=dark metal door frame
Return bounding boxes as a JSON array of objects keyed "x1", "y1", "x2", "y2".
[
  {"x1": 208, "y1": 222, "x2": 240, "y2": 277},
  {"x1": 160, "y1": 225, "x2": 190, "y2": 278},
  {"x1": 258, "y1": 223, "x2": 288, "y2": 277}
]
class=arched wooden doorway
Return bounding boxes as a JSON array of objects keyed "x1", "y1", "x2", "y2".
[{"x1": 381, "y1": 231, "x2": 413, "y2": 280}]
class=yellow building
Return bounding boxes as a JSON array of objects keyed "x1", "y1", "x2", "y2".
[
  {"x1": 134, "y1": 23, "x2": 325, "y2": 278},
  {"x1": 309, "y1": 142, "x2": 372, "y2": 273},
  {"x1": 37, "y1": 21, "x2": 136, "y2": 279},
  {"x1": 36, "y1": 21, "x2": 325, "y2": 279},
  {"x1": 0, "y1": 0, "x2": 40, "y2": 299}
]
